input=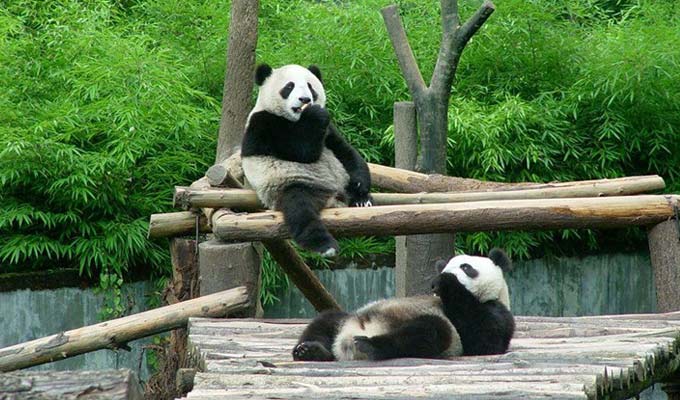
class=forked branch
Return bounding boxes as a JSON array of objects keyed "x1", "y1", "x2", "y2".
[{"x1": 381, "y1": 5, "x2": 427, "y2": 97}]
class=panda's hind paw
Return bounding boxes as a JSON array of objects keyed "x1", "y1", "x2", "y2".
[{"x1": 293, "y1": 341, "x2": 334, "y2": 361}]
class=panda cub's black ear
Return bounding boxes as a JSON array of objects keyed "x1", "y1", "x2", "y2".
[
  {"x1": 489, "y1": 248, "x2": 512, "y2": 273},
  {"x1": 255, "y1": 63, "x2": 273, "y2": 86},
  {"x1": 308, "y1": 65, "x2": 322, "y2": 83},
  {"x1": 434, "y1": 259, "x2": 448, "y2": 274}
]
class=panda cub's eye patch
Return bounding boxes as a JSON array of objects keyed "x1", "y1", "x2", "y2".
[
  {"x1": 460, "y1": 263, "x2": 479, "y2": 278},
  {"x1": 280, "y1": 82, "x2": 295, "y2": 99},
  {"x1": 308, "y1": 82, "x2": 318, "y2": 101}
]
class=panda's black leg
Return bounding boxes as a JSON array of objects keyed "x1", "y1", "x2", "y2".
[
  {"x1": 354, "y1": 315, "x2": 452, "y2": 361},
  {"x1": 279, "y1": 183, "x2": 338, "y2": 257},
  {"x1": 293, "y1": 310, "x2": 348, "y2": 361}
]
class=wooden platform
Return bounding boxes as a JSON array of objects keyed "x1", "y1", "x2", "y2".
[{"x1": 182, "y1": 313, "x2": 680, "y2": 399}]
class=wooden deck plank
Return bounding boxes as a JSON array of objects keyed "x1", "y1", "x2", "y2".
[
  {"x1": 0, "y1": 369, "x2": 143, "y2": 400},
  {"x1": 183, "y1": 313, "x2": 680, "y2": 400}
]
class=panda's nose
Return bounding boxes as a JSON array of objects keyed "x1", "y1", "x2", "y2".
[{"x1": 299, "y1": 97, "x2": 311, "y2": 104}]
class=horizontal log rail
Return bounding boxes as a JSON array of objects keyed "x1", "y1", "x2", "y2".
[
  {"x1": 205, "y1": 195, "x2": 680, "y2": 241},
  {"x1": 0, "y1": 286, "x2": 250, "y2": 372},
  {"x1": 173, "y1": 174, "x2": 666, "y2": 211}
]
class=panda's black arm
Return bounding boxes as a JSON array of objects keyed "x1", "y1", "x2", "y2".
[
  {"x1": 325, "y1": 123, "x2": 372, "y2": 205},
  {"x1": 433, "y1": 273, "x2": 483, "y2": 312},
  {"x1": 242, "y1": 110, "x2": 327, "y2": 163}
]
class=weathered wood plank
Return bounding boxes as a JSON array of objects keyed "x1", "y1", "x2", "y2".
[{"x1": 0, "y1": 369, "x2": 143, "y2": 400}]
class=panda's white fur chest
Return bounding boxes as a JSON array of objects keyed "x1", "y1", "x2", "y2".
[
  {"x1": 242, "y1": 148, "x2": 350, "y2": 210},
  {"x1": 331, "y1": 296, "x2": 463, "y2": 361}
]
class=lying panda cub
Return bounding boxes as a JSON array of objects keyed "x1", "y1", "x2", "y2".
[
  {"x1": 241, "y1": 63, "x2": 373, "y2": 258},
  {"x1": 292, "y1": 249, "x2": 515, "y2": 361}
]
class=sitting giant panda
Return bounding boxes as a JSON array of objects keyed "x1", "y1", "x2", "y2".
[
  {"x1": 241, "y1": 63, "x2": 372, "y2": 257},
  {"x1": 292, "y1": 248, "x2": 515, "y2": 361}
]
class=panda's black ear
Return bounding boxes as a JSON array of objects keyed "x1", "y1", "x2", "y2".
[
  {"x1": 308, "y1": 65, "x2": 322, "y2": 82},
  {"x1": 434, "y1": 259, "x2": 448, "y2": 274},
  {"x1": 489, "y1": 248, "x2": 512, "y2": 273},
  {"x1": 255, "y1": 64, "x2": 273, "y2": 86}
]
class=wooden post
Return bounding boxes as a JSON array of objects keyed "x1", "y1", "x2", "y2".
[
  {"x1": 648, "y1": 219, "x2": 680, "y2": 312},
  {"x1": 393, "y1": 101, "x2": 454, "y2": 296},
  {"x1": 199, "y1": 240, "x2": 262, "y2": 317}
]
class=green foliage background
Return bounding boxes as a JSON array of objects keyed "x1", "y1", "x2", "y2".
[{"x1": 1, "y1": 0, "x2": 679, "y2": 302}]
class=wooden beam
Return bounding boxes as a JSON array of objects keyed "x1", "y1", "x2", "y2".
[
  {"x1": 262, "y1": 240, "x2": 342, "y2": 312},
  {"x1": 0, "y1": 286, "x2": 250, "y2": 372},
  {"x1": 210, "y1": 196, "x2": 680, "y2": 241},
  {"x1": 171, "y1": 174, "x2": 666, "y2": 211},
  {"x1": 148, "y1": 211, "x2": 209, "y2": 238},
  {"x1": 368, "y1": 163, "x2": 665, "y2": 194}
]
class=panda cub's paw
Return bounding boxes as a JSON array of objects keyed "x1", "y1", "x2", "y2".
[
  {"x1": 293, "y1": 341, "x2": 334, "y2": 361},
  {"x1": 300, "y1": 104, "x2": 330, "y2": 129},
  {"x1": 431, "y1": 272, "x2": 466, "y2": 299}
]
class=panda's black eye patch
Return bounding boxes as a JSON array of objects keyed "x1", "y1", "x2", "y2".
[
  {"x1": 308, "y1": 82, "x2": 318, "y2": 101},
  {"x1": 460, "y1": 263, "x2": 479, "y2": 278},
  {"x1": 280, "y1": 82, "x2": 295, "y2": 99}
]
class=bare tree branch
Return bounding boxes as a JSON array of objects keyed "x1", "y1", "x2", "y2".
[
  {"x1": 432, "y1": 0, "x2": 495, "y2": 96},
  {"x1": 381, "y1": 5, "x2": 427, "y2": 98},
  {"x1": 456, "y1": 0, "x2": 495, "y2": 55}
]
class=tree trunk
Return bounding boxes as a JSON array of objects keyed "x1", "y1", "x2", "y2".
[
  {"x1": 415, "y1": 93, "x2": 449, "y2": 174},
  {"x1": 215, "y1": 0, "x2": 259, "y2": 162}
]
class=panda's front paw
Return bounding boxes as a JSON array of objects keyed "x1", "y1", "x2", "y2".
[
  {"x1": 431, "y1": 272, "x2": 464, "y2": 298},
  {"x1": 347, "y1": 181, "x2": 373, "y2": 207},
  {"x1": 300, "y1": 104, "x2": 330, "y2": 129}
]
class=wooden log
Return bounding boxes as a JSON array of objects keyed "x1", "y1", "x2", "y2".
[
  {"x1": 205, "y1": 156, "x2": 245, "y2": 188},
  {"x1": 148, "y1": 211, "x2": 210, "y2": 238},
  {"x1": 0, "y1": 286, "x2": 250, "y2": 372},
  {"x1": 262, "y1": 239, "x2": 342, "y2": 312},
  {"x1": 369, "y1": 163, "x2": 665, "y2": 194},
  {"x1": 0, "y1": 369, "x2": 143, "y2": 400},
  {"x1": 648, "y1": 220, "x2": 680, "y2": 312},
  {"x1": 210, "y1": 195, "x2": 680, "y2": 241},
  {"x1": 171, "y1": 175, "x2": 666, "y2": 212}
]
